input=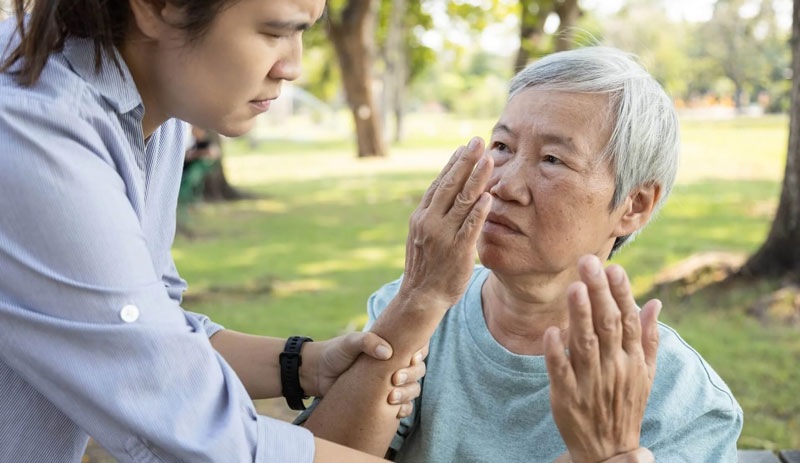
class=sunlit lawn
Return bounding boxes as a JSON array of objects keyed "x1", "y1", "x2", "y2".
[{"x1": 174, "y1": 112, "x2": 799, "y2": 449}]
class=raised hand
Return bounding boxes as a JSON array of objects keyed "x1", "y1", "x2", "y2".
[
  {"x1": 398, "y1": 137, "x2": 493, "y2": 308},
  {"x1": 544, "y1": 255, "x2": 661, "y2": 463}
]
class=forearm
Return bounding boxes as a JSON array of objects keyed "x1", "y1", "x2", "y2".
[
  {"x1": 209, "y1": 330, "x2": 286, "y2": 399},
  {"x1": 304, "y1": 292, "x2": 448, "y2": 456},
  {"x1": 314, "y1": 437, "x2": 388, "y2": 462}
]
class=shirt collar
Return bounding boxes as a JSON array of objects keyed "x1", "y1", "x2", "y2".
[{"x1": 62, "y1": 36, "x2": 142, "y2": 114}]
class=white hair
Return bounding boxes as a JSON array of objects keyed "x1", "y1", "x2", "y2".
[{"x1": 509, "y1": 46, "x2": 680, "y2": 255}]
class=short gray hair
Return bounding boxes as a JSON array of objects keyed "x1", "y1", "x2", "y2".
[{"x1": 509, "y1": 46, "x2": 680, "y2": 256}]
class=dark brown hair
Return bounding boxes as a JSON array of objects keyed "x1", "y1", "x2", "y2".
[{"x1": 1, "y1": 0, "x2": 231, "y2": 87}]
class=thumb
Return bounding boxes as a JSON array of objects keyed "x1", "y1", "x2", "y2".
[
  {"x1": 356, "y1": 331, "x2": 393, "y2": 361},
  {"x1": 639, "y1": 299, "x2": 661, "y2": 380}
]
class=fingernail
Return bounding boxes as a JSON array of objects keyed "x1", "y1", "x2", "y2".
[
  {"x1": 585, "y1": 256, "x2": 602, "y2": 276},
  {"x1": 414, "y1": 352, "x2": 423, "y2": 363},
  {"x1": 375, "y1": 345, "x2": 391, "y2": 359},
  {"x1": 467, "y1": 137, "x2": 479, "y2": 150},
  {"x1": 390, "y1": 390, "x2": 401, "y2": 404},
  {"x1": 396, "y1": 372, "x2": 408, "y2": 385},
  {"x1": 475, "y1": 156, "x2": 486, "y2": 171},
  {"x1": 607, "y1": 265, "x2": 624, "y2": 284}
]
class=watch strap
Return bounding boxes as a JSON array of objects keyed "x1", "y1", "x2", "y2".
[{"x1": 279, "y1": 336, "x2": 313, "y2": 410}]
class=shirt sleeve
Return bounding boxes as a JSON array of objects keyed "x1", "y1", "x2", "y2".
[
  {"x1": 644, "y1": 325, "x2": 743, "y2": 463},
  {"x1": 0, "y1": 99, "x2": 313, "y2": 462},
  {"x1": 161, "y1": 253, "x2": 225, "y2": 338}
]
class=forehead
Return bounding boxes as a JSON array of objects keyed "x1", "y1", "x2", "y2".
[
  {"x1": 220, "y1": 0, "x2": 326, "y2": 24},
  {"x1": 497, "y1": 88, "x2": 613, "y2": 152}
]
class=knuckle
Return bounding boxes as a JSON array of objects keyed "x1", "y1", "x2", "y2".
[
  {"x1": 598, "y1": 311, "x2": 621, "y2": 333},
  {"x1": 453, "y1": 191, "x2": 473, "y2": 210},
  {"x1": 622, "y1": 312, "x2": 639, "y2": 336},
  {"x1": 577, "y1": 333, "x2": 598, "y2": 352}
]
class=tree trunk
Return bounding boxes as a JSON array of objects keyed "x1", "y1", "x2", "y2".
[
  {"x1": 328, "y1": 0, "x2": 386, "y2": 158},
  {"x1": 381, "y1": 0, "x2": 408, "y2": 143},
  {"x1": 201, "y1": 132, "x2": 248, "y2": 201},
  {"x1": 554, "y1": 0, "x2": 580, "y2": 52},
  {"x1": 515, "y1": 0, "x2": 552, "y2": 73},
  {"x1": 738, "y1": 0, "x2": 800, "y2": 278}
]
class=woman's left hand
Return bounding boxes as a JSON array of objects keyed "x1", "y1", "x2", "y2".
[
  {"x1": 544, "y1": 255, "x2": 661, "y2": 463},
  {"x1": 303, "y1": 332, "x2": 427, "y2": 418}
]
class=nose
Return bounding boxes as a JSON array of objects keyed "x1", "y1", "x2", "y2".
[
  {"x1": 268, "y1": 35, "x2": 303, "y2": 82},
  {"x1": 488, "y1": 161, "x2": 531, "y2": 205}
]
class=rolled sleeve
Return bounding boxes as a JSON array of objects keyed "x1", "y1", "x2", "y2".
[{"x1": 257, "y1": 416, "x2": 315, "y2": 463}]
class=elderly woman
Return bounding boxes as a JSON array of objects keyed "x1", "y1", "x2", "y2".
[{"x1": 300, "y1": 47, "x2": 742, "y2": 462}]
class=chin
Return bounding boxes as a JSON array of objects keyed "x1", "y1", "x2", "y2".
[{"x1": 215, "y1": 118, "x2": 256, "y2": 138}]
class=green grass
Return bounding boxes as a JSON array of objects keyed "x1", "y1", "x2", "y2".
[{"x1": 175, "y1": 113, "x2": 798, "y2": 449}]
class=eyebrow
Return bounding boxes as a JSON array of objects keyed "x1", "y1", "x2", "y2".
[
  {"x1": 492, "y1": 123, "x2": 577, "y2": 152},
  {"x1": 261, "y1": 20, "x2": 315, "y2": 32},
  {"x1": 491, "y1": 122, "x2": 516, "y2": 138}
]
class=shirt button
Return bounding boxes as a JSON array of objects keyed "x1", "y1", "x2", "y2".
[{"x1": 120, "y1": 305, "x2": 140, "y2": 323}]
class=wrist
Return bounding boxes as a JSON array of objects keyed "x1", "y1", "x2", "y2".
[
  {"x1": 395, "y1": 285, "x2": 454, "y2": 314},
  {"x1": 599, "y1": 448, "x2": 654, "y2": 463},
  {"x1": 298, "y1": 340, "x2": 320, "y2": 397},
  {"x1": 279, "y1": 336, "x2": 314, "y2": 410}
]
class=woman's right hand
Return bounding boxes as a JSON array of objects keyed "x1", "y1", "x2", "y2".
[{"x1": 398, "y1": 137, "x2": 493, "y2": 308}]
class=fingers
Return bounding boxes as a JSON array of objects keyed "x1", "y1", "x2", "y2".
[
  {"x1": 392, "y1": 354, "x2": 427, "y2": 387},
  {"x1": 544, "y1": 326, "x2": 576, "y2": 393},
  {"x1": 428, "y1": 137, "x2": 490, "y2": 217},
  {"x1": 578, "y1": 255, "x2": 622, "y2": 359},
  {"x1": 388, "y1": 381, "x2": 421, "y2": 407},
  {"x1": 639, "y1": 299, "x2": 662, "y2": 380},
  {"x1": 604, "y1": 264, "x2": 642, "y2": 356},
  {"x1": 565, "y1": 280, "x2": 600, "y2": 376},
  {"x1": 419, "y1": 145, "x2": 466, "y2": 210},
  {"x1": 356, "y1": 332, "x2": 393, "y2": 361},
  {"x1": 396, "y1": 402, "x2": 414, "y2": 419}
]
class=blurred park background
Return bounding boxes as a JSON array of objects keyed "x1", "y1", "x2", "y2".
[{"x1": 171, "y1": 0, "x2": 800, "y2": 452}]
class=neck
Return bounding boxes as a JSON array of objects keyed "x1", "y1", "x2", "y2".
[
  {"x1": 481, "y1": 271, "x2": 573, "y2": 356},
  {"x1": 118, "y1": 37, "x2": 168, "y2": 139}
]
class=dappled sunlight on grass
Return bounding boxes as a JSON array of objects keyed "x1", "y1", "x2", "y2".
[
  {"x1": 249, "y1": 198, "x2": 289, "y2": 213},
  {"x1": 273, "y1": 278, "x2": 335, "y2": 296},
  {"x1": 677, "y1": 115, "x2": 788, "y2": 183}
]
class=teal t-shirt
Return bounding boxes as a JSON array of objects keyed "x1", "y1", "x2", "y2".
[{"x1": 365, "y1": 266, "x2": 743, "y2": 463}]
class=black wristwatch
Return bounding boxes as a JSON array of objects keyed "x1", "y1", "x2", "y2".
[{"x1": 279, "y1": 336, "x2": 314, "y2": 410}]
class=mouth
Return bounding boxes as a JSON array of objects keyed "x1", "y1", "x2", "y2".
[
  {"x1": 249, "y1": 96, "x2": 277, "y2": 112},
  {"x1": 484, "y1": 212, "x2": 523, "y2": 235},
  {"x1": 248, "y1": 100, "x2": 271, "y2": 112}
]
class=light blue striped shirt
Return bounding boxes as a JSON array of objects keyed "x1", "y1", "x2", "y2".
[{"x1": 0, "y1": 19, "x2": 314, "y2": 463}]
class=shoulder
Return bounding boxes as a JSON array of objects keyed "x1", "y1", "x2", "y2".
[
  {"x1": 647, "y1": 323, "x2": 742, "y2": 434},
  {"x1": 1, "y1": 35, "x2": 89, "y2": 118},
  {"x1": 652, "y1": 322, "x2": 739, "y2": 413},
  {"x1": 643, "y1": 323, "x2": 743, "y2": 456}
]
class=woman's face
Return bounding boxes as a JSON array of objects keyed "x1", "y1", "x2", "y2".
[
  {"x1": 141, "y1": 0, "x2": 325, "y2": 137},
  {"x1": 477, "y1": 88, "x2": 632, "y2": 277}
]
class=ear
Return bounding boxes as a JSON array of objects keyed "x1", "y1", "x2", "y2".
[
  {"x1": 613, "y1": 183, "x2": 662, "y2": 237},
  {"x1": 127, "y1": 0, "x2": 182, "y2": 40}
]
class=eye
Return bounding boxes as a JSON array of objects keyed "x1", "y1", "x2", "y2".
[
  {"x1": 489, "y1": 141, "x2": 512, "y2": 166},
  {"x1": 543, "y1": 154, "x2": 561, "y2": 164},
  {"x1": 492, "y1": 141, "x2": 509, "y2": 152}
]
